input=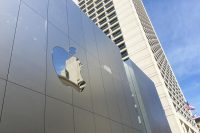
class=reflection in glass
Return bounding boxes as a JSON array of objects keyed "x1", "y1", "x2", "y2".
[{"x1": 52, "y1": 46, "x2": 86, "y2": 92}]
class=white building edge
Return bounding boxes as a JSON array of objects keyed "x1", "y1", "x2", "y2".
[{"x1": 75, "y1": 0, "x2": 199, "y2": 132}]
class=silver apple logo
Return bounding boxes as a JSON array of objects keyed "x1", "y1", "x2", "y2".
[{"x1": 52, "y1": 46, "x2": 86, "y2": 92}]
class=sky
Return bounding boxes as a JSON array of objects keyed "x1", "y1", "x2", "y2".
[{"x1": 142, "y1": 0, "x2": 200, "y2": 116}]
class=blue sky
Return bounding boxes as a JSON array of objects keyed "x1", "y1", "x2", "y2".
[{"x1": 142, "y1": 0, "x2": 200, "y2": 116}]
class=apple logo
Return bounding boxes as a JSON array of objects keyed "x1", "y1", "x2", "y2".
[{"x1": 52, "y1": 46, "x2": 86, "y2": 92}]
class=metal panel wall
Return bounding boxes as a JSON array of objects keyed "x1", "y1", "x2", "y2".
[
  {"x1": 0, "y1": 0, "x2": 141, "y2": 133},
  {"x1": 124, "y1": 59, "x2": 171, "y2": 133}
]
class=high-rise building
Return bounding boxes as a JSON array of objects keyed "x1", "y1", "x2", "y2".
[
  {"x1": 0, "y1": 0, "x2": 171, "y2": 133},
  {"x1": 77, "y1": 0, "x2": 129, "y2": 61},
  {"x1": 76, "y1": 0, "x2": 199, "y2": 132},
  {"x1": 195, "y1": 116, "x2": 200, "y2": 131}
]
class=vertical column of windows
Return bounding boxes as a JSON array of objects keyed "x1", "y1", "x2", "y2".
[
  {"x1": 78, "y1": 0, "x2": 129, "y2": 60},
  {"x1": 132, "y1": 0, "x2": 197, "y2": 127}
]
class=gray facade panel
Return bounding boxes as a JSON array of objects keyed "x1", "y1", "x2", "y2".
[
  {"x1": 123, "y1": 82, "x2": 141, "y2": 129},
  {"x1": 67, "y1": 0, "x2": 85, "y2": 48},
  {"x1": 0, "y1": 0, "x2": 20, "y2": 79},
  {"x1": 45, "y1": 97, "x2": 74, "y2": 133},
  {"x1": 22, "y1": 0, "x2": 48, "y2": 18},
  {"x1": 8, "y1": 3, "x2": 46, "y2": 93},
  {"x1": 87, "y1": 55, "x2": 109, "y2": 117},
  {"x1": 94, "y1": 115, "x2": 111, "y2": 133},
  {"x1": 81, "y1": 15, "x2": 99, "y2": 58},
  {"x1": 111, "y1": 120, "x2": 124, "y2": 133},
  {"x1": 113, "y1": 46, "x2": 123, "y2": 70},
  {"x1": 0, "y1": 82, "x2": 45, "y2": 133},
  {"x1": 112, "y1": 76, "x2": 132, "y2": 127},
  {"x1": 93, "y1": 27, "x2": 112, "y2": 68},
  {"x1": 123, "y1": 126, "x2": 132, "y2": 133},
  {"x1": 124, "y1": 60, "x2": 171, "y2": 133},
  {"x1": 101, "y1": 70, "x2": 121, "y2": 122},
  {"x1": 0, "y1": 79, "x2": 6, "y2": 115},
  {"x1": 74, "y1": 107, "x2": 95, "y2": 133},
  {"x1": 48, "y1": 0, "x2": 68, "y2": 34}
]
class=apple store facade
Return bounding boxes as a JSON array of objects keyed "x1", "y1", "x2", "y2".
[
  {"x1": 0, "y1": 0, "x2": 143, "y2": 132},
  {"x1": 0, "y1": 0, "x2": 170, "y2": 133}
]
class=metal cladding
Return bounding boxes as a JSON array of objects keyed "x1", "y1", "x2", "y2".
[
  {"x1": 0, "y1": 0, "x2": 142, "y2": 133},
  {"x1": 124, "y1": 59, "x2": 172, "y2": 133}
]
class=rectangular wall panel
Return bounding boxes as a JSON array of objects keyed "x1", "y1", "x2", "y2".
[
  {"x1": 0, "y1": 82, "x2": 45, "y2": 133},
  {"x1": 0, "y1": 0, "x2": 21, "y2": 79},
  {"x1": 45, "y1": 97, "x2": 74, "y2": 133},
  {"x1": 74, "y1": 107, "x2": 95, "y2": 133},
  {"x1": 8, "y1": 3, "x2": 47, "y2": 93},
  {"x1": 0, "y1": 79, "x2": 6, "y2": 118}
]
